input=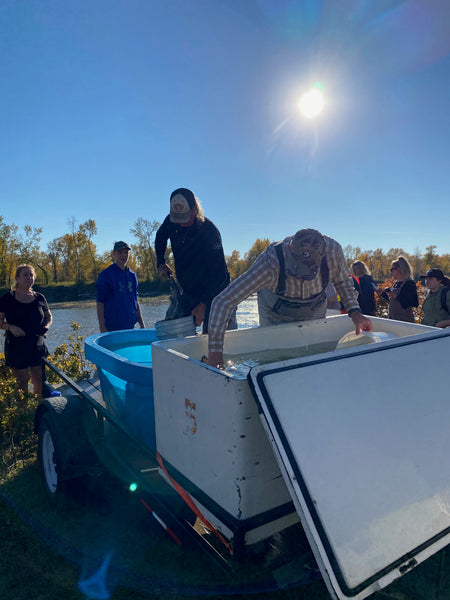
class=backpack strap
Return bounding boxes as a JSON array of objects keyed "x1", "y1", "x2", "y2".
[
  {"x1": 441, "y1": 286, "x2": 450, "y2": 314},
  {"x1": 275, "y1": 242, "x2": 286, "y2": 295},
  {"x1": 275, "y1": 242, "x2": 329, "y2": 296},
  {"x1": 321, "y1": 256, "x2": 329, "y2": 288}
]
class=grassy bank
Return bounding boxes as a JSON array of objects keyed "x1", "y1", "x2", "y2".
[
  {"x1": 1, "y1": 458, "x2": 333, "y2": 600},
  {"x1": 2, "y1": 424, "x2": 450, "y2": 600},
  {"x1": 47, "y1": 295, "x2": 170, "y2": 310},
  {"x1": 0, "y1": 280, "x2": 170, "y2": 305}
]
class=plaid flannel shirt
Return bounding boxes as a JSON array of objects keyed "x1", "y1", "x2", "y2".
[{"x1": 208, "y1": 235, "x2": 359, "y2": 353}]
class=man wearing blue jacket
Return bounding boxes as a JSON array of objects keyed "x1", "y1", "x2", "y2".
[{"x1": 96, "y1": 241, "x2": 145, "y2": 332}]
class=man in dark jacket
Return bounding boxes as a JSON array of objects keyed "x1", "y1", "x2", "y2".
[{"x1": 155, "y1": 187, "x2": 235, "y2": 333}]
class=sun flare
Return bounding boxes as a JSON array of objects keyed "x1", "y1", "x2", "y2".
[{"x1": 298, "y1": 87, "x2": 324, "y2": 119}]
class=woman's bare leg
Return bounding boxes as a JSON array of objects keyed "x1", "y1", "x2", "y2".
[{"x1": 30, "y1": 365, "x2": 43, "y2": 399}]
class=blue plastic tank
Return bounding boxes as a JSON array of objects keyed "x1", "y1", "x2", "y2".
[{"x1": 85, "y1": 329, "x2": 158, "y2": 451}]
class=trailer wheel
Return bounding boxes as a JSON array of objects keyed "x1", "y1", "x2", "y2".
[{"x1": 38, "y1": 413, "x2": 67, "y2": 503}]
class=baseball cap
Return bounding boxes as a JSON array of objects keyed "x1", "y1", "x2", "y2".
[
  {"x1": 286, "y1": 229, "x2": 325, "y2": 280},
  {"x1": 169, "y1": 188, "x2": 195, "y2": 224},
  {"x1": 421, "y1": 268, "x2": 444, "y2": 280},
  {"x1": 113, "y1": 241, "x2": 131, "y2": 251}
]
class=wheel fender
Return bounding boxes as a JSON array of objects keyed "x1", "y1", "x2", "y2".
[{"x1": 34, "y1": 395, "x2": 72, "y2": 435}]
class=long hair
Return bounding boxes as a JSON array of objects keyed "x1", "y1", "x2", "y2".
[
  {"x1": 170, "y1": 187, "x2": 205, "y2": 223},
  {"x1": 392, "y1": 256, "x2": 412, "y2": 280},
  {"x1": 192, "y1": 195, "x2": 205, "y2": 222},
  {"x1": 12, "y1": 264, "x2": 36, "y2": 290},
  {"x1": 351, "y1": 260, "x2": 371, "y2": 277}
]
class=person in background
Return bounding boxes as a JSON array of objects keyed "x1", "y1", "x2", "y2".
[
  {"x1": 95, "y1": 241, "x2": 145, "y2": 333},
  {"x1": 155, "y1": 187, "x2": 236, "y2": 333},
  {"x1": 325, "y1": 282, "x2": 341, "y2": 311},
  {"x1": 207, "y1": 228, "x2": 372, "y2": 368},
  {"x1": 0, "y1": 265, "x2": 53, "y2": 403},
  {"x1": 352, "y1": 260, "x2": 377, "y2": 316},
  {"x1": 420, "y1": 268, "x2": 450, "y2": 328},
  {"x1": 379, "y1": 256, "x2": 418, "y2": 323}
]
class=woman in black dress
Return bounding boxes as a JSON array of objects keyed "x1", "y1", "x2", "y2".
[{"x1": 0, "y1": 264, "x2": 52, "y2": 403}]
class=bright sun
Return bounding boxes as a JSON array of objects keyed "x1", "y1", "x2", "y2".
[{"x1": 298, "y1": 86, "x2": 325, "y2": 119}]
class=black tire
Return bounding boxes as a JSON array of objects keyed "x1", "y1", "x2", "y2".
[
  {"x1": 37, "y1": 412, "x2": 67, "y2": 504},
  {"x1": 37, "y1": 395, "x2": 99, "y2": 505}
]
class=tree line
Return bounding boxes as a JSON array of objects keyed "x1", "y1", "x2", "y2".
[
  {"x1": 0, "y1": 215, "x2": 448, "y2": 288},
  {"x1": 0, "y1": 216, "x2": 161, "y2": 287}
]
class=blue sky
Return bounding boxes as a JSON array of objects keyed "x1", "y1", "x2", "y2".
[{"x1": 1, "y1": 0, "x2": 449, "y2": 259}]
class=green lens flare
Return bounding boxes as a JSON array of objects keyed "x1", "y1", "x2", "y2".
[
  {"x1": 129, "y1": 482, "x2": 138, "y2": 492},
  {"x1": 313, "y1": 81, "x2": 325, "y2": 91}
]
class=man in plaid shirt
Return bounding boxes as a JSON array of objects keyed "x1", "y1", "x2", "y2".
[{"x1": 208, "y1": 229, "x2": 372, "y2": 368}]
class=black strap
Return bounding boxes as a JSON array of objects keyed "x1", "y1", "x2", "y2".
[
  {"x1": 275, "y1": 242, "x2": 329, "y2": 296},
  {"x1": 441, "y1": 286, "x2": 449, "y2": 314},
  {"x1": 321, "y1": 256, "x2": 330, "y2": 289},
  {"x1": 275, "y1": 242, "x2": 286, "y2": 295}
]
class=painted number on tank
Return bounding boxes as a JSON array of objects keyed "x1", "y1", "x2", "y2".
[{"x1": 184, "y1": 398, "x2": 197, "y2": 436}]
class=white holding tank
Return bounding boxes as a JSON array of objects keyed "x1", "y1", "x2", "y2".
[{"x1": 151, "y1": 314, "x2": 450, "y2": 600}]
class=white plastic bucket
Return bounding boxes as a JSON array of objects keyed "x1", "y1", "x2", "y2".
[
  {"x1": 336, "y1": 330, "x2": 398, "y2": 350},
  {"x1": 155, "y1": 316, "x2": 197, "y2": 340}
]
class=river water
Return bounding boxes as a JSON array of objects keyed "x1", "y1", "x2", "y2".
[{"x1": 0, "y1": 295, "x2": 260, "y2": 354}]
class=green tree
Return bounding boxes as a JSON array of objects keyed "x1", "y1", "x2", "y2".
[
  {"x1": 410, "y1": 247, "x2": 423, "y2": 280},
  {"x1": 226, "y1": 249, "x2": 247, "y2": 280},
  {"x1": 18, "y1": 225, "x2": 50, "y2": 284},
  {"x1": 244, "y1": 238, "x2": 271, "y2": 270},
  {"x1": 423, "y1": 245, "x2": 438, "y2": 270},
  {"x1": 0, "y1": 219, "x2": 48, "y2": 286},
  {"x1": 79, "y1": 219, "x2": 99, "y2": 280},
  {"x1": 47, "y1": 237, "x2": 63, "y2": 283},
  {"x1": 68, "y1": 217, "x2": 83, "y2": 283},
  {"x1": 438, "y1": 253, "x2": 450, "y2": 274},
  {"x1": 343, "y1": 245, "x2": 362, "y2": 265},
  {"x1": 0, "y1": 218, "x2": 19, "y2": 286},
  {"x1": 53, "y1": 233, "x2": 77, "y2": 282},
  {"x1": 130, "y1": 218, "x2": 160, "y2": 281}
]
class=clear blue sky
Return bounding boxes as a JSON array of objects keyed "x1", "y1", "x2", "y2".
[{"x1": 1, "y1": 0, "x2": 449, "y2": 259}]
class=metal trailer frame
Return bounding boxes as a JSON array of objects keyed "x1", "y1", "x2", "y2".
[{"x1": 35, "y1": 358, "x2": 318, "y2": 589}]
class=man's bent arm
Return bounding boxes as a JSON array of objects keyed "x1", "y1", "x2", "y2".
[
  {"x1": 136, "y1": 302, "x2": 145, "y2": 329},
  {"x1": 96, "y1": 302, "x2": 107, "y2": 333}
]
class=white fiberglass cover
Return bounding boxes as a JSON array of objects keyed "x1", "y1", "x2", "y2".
[{"x1": 249, "y1": 331, "x2": 450, "y2": 600}]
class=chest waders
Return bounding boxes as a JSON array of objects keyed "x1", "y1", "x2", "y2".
[{"x1": 257, "y1": 242, "x2": 330, "y2": 326}]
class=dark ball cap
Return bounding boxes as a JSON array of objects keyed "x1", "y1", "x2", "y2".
[
  {"x1": 113, "y1": 241, "x2": 131, "y2": 251},
  {"x1": 170, "y1": 187, "x2": 195, "y2": 208},
  {"x1": 421, "y1": 268, "x2": 444, "y2": 280},
  {"x1": 169, "y1": 188, "x2": 195, "y2": 224}
]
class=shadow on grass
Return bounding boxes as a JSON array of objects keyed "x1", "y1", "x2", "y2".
[
  {"x1": 2, "y1": 460, "x2": 450, "y2": 600},
  {"x1": 0, "y1": 460, "x2": 329, "y2": 600}
]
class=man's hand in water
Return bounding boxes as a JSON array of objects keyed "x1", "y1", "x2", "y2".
[
  {"x1": 208, "y1": 351, "x2": 224, "y2": 369},
  {"x1": 351, "y1": 310, "x2": 373, "y2": 334}
]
